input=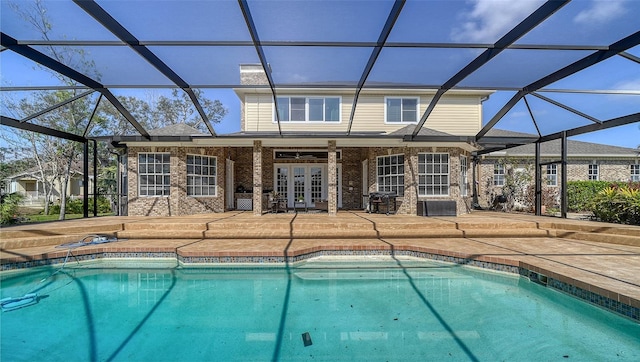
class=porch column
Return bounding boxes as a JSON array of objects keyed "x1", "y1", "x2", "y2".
[
  {"x1": 328, "y1": 140, "x2": 337, "y2": 216},
  {"x1": 253, "y1": 140, "x2": 263, "y2": 215},
  {"x1": 406, "y1": 147, "x2": 417, "y2": 215}
]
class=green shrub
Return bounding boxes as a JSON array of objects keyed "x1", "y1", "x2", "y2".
[
  {"x1": 47, "y1": 196, "x2": 113, "y2": 215},
  {"x1": 1, "y1": 193, "x2": 25, "y2": 225},
  {"x1": 567, "y1": 181, "x2": 610, "y2": 212},
  {"x1": 568, "y1": 181, "x2": 640, "y2": 213},
  {"x1": 589, "y1": 185, "x2": 640, "y2": 225}
]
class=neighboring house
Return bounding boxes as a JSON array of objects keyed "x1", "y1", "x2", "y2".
[
  {"x1": 116, "y1": 64, "x2": 492, "y2": 216},
  {"x1": 478, "y1": 129, "x2": 640, "y2": 209},
  {"x1": 4, "y1": 164, "x2": 90, "y2": 207}
]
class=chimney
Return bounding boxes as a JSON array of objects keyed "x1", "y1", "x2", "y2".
[{"x1": 240, "y1": 64, "x2": 269, "y2": 85}]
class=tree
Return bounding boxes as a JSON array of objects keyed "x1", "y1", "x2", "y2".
[
  {"x1": 5, "y1": 0, "x2": 229, "y2": 219},
  {"x1": 152, "y1": 89, "x2": 228, "y2": 133},
  {"x1": 6, "y1": 0, "x2": 97, "y2": 219}
]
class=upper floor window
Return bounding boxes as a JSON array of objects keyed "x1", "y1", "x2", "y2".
[
  {"x1": 187, "y1": 155, "x2": 217, "y2": 197},
  {"x1": 460, "y1": 156, "x2": 468, "y2": 197},
  {"x1": 588, "y1": 164, "x2": 599, "y2": 180},
  {"x1": 276, "y1": 96, "x2": 340, "y2": 122},
  {"x1": 631, "y1": 164, "x2": 640, "y2": 182},
  {"x1": 377, "y1": 154, "x2": 404, "y2": 196},
  {"x1": 419, "y1": 153, "x2": 450, "y2": 196},
  {"x1": 138, "y1": 153, "x2": 170, "y2": 197},
  {"x1": 385, "y1": 97, "x2": 418, "y2": 123},
  {"x1": 546, "y1": 164, "x2": 557, "y2": 186},
  {"x1": 493, "y1": 164, "x2": 505, "y2": 186}
]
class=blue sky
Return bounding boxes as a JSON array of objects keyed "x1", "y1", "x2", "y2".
[{"x1": 1, "y1": 0, "x2": 638, "y2": 149}]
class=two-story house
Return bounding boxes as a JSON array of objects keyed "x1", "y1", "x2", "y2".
[
  {"x1": 4, "y1": 163, "x2": 92, "y2": 208},
  {"x1": 118, "y1": 64, "x2": 492, "y2": 217}
]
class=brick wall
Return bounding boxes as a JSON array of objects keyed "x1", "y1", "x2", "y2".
[
  {"x1": 127, "y1": 146, "x2": 225, "y2": 216},
  {"x1": 126, "y1": 144, "x2": 476, "y2": 216},
  {"x1": 477, "y1": 157, "x2": 638, "y2": 208},
  {"x1": 366, "y1": 146, "x2": 470, "y2": 215},
  {"x1": 341, "y1": 148, "x2": 366, "y2": 210}
]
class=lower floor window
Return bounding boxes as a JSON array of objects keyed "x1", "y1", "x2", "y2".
[
  {"x1": 138, "y1": 153, "x2": 170, "y2": 196},
  {"x1": 588, "y1": 164, "x2": 599, "y2": 180},
  {"x1": 546, "y1": 164, "x2": 558, "y2": 186},
  {"x1": 631, "y1": 164, "x2": 640, "y2": 182},
  {"x1": 377, "y1": 154, "x2": 404, "y2": 196},
  {"x1": 418, "y1": 153, "x2": 449, "y2": 196},
  {"x1": 187, "y1": 155, "x2": 217, "y2": 196},
  {"x1": 460, "y1": 156, "x2": 468, "y2": 197},
  {"x1": 493, "y1": 164, "x2": 505, "y2": 186}
]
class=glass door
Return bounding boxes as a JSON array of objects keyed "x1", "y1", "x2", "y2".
[
  {"x1": 293, "y1": 166, "x2": 306, "y2": 206},
  {"x1": 310, "y1": 166, "x2": 323, "y2": 207},
  {"x1": 274, "y1": 164, "x2": 338, "y2": 209},
  {"x1": 275, "y1": 166, "x2": 289, "y2": 201}
]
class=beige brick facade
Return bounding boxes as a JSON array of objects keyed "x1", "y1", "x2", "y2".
[
  {"x1": 126, "y1": 144, "x2": 474, "y2": 216},
  {"x1": 477, "y1": 157, "x2": 638, "y2": 208},
  {"x1": 364, "y1": 146, "x2": 470, "y2": 215},
  {"x1": 127, "y1": 146, "x2": 226, "y2": 216}
]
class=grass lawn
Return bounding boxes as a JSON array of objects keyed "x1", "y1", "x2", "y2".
[{"x1": 13, "y1": 207, "x2": 114, "y2": 224}]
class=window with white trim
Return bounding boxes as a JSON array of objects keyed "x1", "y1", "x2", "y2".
[
  {"x1": 377, "y1": 154, "x2": 404, "y2": 196},
  {"x1": 493, "y1": 164, "x2": 505, "y2": 186},
  {"x1": 385, "y1": 97, "x2": 418, "y2": 123},
  {"x1": 186, "y1": 155, "x2": 217, "y2": 196},
  {"x1": 276, "y1": 96, "x2": 340, "y2": 122},
  {"x1": 138, "y1": 153, "x2": 170, "y2": 197},
  {"x1": 588, "y1": 164, "x2": 599, "y2": 180},
  {"x1": 460, "y1": 155, "x2": 468, "y2": 197},
  {"x1": 631, "y1": 164, "x2": 640, "y2": 182},
  {"x1": 546, "y1": 164, "x2": 557, "y2": 186},
  {"x1": 419, "y1": 153, "x2": 449, "y2": 196}
]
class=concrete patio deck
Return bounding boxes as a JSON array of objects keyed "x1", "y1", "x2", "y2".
[{"x1": 1, "y1": 210, "x2": 639, "y2": 321}]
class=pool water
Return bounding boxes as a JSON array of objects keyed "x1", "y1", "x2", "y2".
[{"x1": 1, "y1": 257, "x2": 639, "y2": 361}]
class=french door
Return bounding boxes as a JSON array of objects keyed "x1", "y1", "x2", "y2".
[{"x1": 274, "y1": 164, "x2": 341, "y2": 208}]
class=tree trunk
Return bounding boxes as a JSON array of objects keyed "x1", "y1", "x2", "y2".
[{"x1": 58, "y1": 174, "x2": 69, "y2": 221}]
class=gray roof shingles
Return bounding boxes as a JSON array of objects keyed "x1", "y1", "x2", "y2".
[{"x1": 485, "y1": 129, "x2": 638, "y2": 157}]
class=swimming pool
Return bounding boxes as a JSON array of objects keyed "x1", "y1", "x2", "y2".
[{"x1": 1, "y1": 257, "x2": 639, "y2": 361}]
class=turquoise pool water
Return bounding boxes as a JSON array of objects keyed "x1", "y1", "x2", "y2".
[{"x1": 1, "y1": 258, "x2": 639, "y2": 361}]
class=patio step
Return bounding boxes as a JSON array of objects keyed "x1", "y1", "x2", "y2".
[
  {"x1": 0, "y1": 234, "x2": 98, "y2": 249},
  {"x1": 111, "y1": 222, "x2": 551, "y2": 240},
  {"x1": 0, "y1": 224, "x2": 124, "y2": 249},
  {"x1": 116, "y1": 230, "x2": 207, "y2": 239},
  {"x1": 553, "y1": 230, "x2": 640, "y2": 247},
  {"x1": 122, "y1": 221, "x2": 208, "y2": 231},
  {"x1": 459, "y1": 228, "x2": 551, "y2": 238},
  {"x1": 0, "y1": 224, "x2": 123, "y2": 239},
  {"x1": 454, "y1": 221, "x2": 540, "y2": 229},
  {"x1": 4, "y1": 215, "x2": 633, "y2": 252},
  {"x1": 547, "y1": 222, "x2": 640, "y2": 237}
]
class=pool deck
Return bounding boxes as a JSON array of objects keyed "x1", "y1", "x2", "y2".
[{"x1": 1, "y1": 210, "x2": 639, "y2": 320}]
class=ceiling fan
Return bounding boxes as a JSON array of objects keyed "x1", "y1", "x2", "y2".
[{"x1": 278, "y1": 151, "x2": 318, "y2": 160}]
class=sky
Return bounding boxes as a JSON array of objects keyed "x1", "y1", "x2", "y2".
[{"x1": 1, "y1": 0, "x2": 638, "y2": 150}]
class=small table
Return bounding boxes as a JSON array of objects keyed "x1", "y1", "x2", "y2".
[{"x1": 294, "y1": 201, "x2": 307, "y2": 213}]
